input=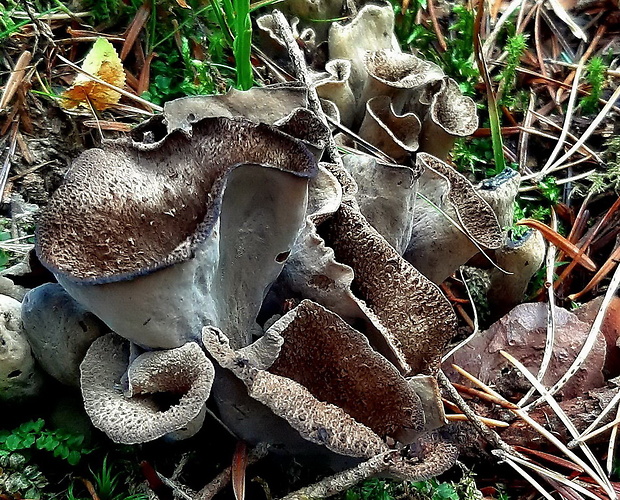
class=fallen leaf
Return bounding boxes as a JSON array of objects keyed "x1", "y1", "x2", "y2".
[{"x1": 61, "y1": 38, "x2": 125, "y2": 111}]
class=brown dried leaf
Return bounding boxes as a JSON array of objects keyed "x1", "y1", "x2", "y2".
[{"x1": 61, "y1": 38, "x2": 125, "y2": 111}]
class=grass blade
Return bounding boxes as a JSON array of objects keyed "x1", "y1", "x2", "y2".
[{"x1": 233, "y1": 0, "x2": 253, "y2": 90}]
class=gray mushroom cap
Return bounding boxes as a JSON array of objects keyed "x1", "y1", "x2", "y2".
[
  {"x1": 358, "y1": 96, "x2": 421, "y2": 162},
  {"x1": 328, "y1": 4, "x2": 400, "y2": 99},
  {"x1": 80, "y1": 334, "x2": 214, "y2": 444},
  {"x1": 418, "y1": 78, "x2": 479, "y2": 160},
  {"x1": 36, "y1": 116, "x2": 321, "y2": 349},
  {"x1": 405, "y1": 153, "x2": 502, "y2": 284},
  {"x1": 268, "y1": 300, "x2": 426, "y2": 442},
  {"x1": 37, "y1": 118, "x2": 317, "y2": 284}
]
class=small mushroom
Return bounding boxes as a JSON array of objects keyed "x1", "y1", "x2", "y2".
[
  {"x1": 358, "y1": 96, "x2": 421, "y2": 162},
  {"x1": 488, "y1": 229, "x2": 546, "y2": 317},
  {"x1": 476, "y1": 167, "x2": 521, "y2": 228},
  {"x1": 36, "y1": 116, "x2": 320, "y2": 350},
  {"x1": 328, "y1": 4, "x2": 400, "y2": 99},
  {"x1": 360, "y1": 50, "x2": 444, "y2": 120},
  {"x1": 404, "y1": 153, "x2": 502, "y2": 284},
  {"x1": 22, "y1": 283, "x2": 107, "y2": 387},
  {"x1": 417, "y1": 78, "x2": 478, "y2": 160},
  {"x1": 81, "y1": 334, "x2": 214, "y2": 444},
  {"x1": 314, "y1": 59, "x2": 356, "y2": 127}
]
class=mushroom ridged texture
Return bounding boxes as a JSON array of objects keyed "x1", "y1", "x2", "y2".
[
  {"x1": 81, "y1": 334, "x2": 214, "y2": 444},
  {"x1": 268, "y1": 300, "x2": 424, "y2": 439},
  {"x1": 36, "y1": 117, "x2": 317, "y2": 284},
  {"x1": 320, "y1": 204, "x2": 457, "y2": 374}
]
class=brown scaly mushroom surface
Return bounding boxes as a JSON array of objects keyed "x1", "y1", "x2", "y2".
[
  {"x1": 202, "y1": 324, "x2": 389, "y2": 459},
  {"x1": 268, "y1": 300, "x2": 425, "y2": 441},
  {"x1": 405, "y1": 153, "x2": 503, "y2": 284},
  {"x1": 320, "y1": 203, "x2": 458, "y2": 375},
  {"x1": 37, "y1": 118, "x2": 317, "y2": 283},
  {"x1": 80, "y1": 334, "x2": 214, "y2": 444}
]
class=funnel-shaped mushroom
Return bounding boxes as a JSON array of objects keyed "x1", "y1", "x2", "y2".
[
  {"x1": 404, "y1": 153, "x2": 502, "y2": 284},
  {"x1": 203, "y1": 323, "x2": 388, "y2": 459},
  {"x1": 204, "y1": 301, "x2": 454, "y2": 476},
  {"x1": 328, "y1": 4, "x2": 400, "y2": 99},
  {"x1": 418, "y1": 78, "x2": 478, "y2": 160},
  {"x1": 268, "y1": 300, "x2": 425, "y2": 442},
  {"x1": 488, "y1": 230, "x2": 546, "y2": 317},
  {"x1": 36, "y1": 117, "x2": 320, "y2": 350},
  {"x1": 314, "y1": 59, "x2": 356, "y2": 127},
  {"x1": 358, "y1": 96, "x2": 421, "y2": 162},
  {"x1": 81, "y1": 334, "x2": 214, "y2": 444},
  {"x1": 360, "y1": 50, "x2": 444, "y2": 119}
]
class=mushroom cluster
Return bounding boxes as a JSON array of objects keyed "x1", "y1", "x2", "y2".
[{"x1": 25, "y1": 6, "x2": 522, "y2": 490}]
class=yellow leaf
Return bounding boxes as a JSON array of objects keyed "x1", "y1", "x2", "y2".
[{"x1": 61, "y1": 38, "x2": 125, "y2": 111}]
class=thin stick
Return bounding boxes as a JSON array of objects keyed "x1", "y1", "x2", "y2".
[
  {"x1": 545, "y1": 264, "x2": 620, "y2": 400},
  {"x1": 512, "y1": 446, "x2": 585, "y2": 473},
  {"x1": 445, "y1": 414, "x2": 509, "y2": 427},
  {"x1": 501, "y1": 350, "x2": 617, "y2": 499},
  {"x1": 537, "y1": 58, "x2": 585, "y2": 178},
  {"x1": 441, "y1": 269, "x2": 480, "y2": 361},
  {"x1": 573, "y1": 390, "x2": 620, "y2": 446},
  {"x1": 155, "y1": 472, "x2": 195, "y2": 500},
  {"x1": 0, "y1": 123, "x2": 19, "y2": 202},
  {"x1": 606, "y1": 402, "x2": 620, "y2": 476},
  {"x1": 452, "y1": 363, "x2": 615, "y2": 497},
  {"x1": 437, "y1": 371, "x2": 515, "y2": 455},
  {"x1": 546, "y1": 0, "x2": 586, "y2": 40},
  {"x1": 492, "y1": 450, "x2": 556, "y2": 500},
  {"x1": 519, "y1": 210, "x2": 557, "y2": 407},
  {"x1": 569, "y1": 244, "x2": 620, "y2": 301},
  {"x1": 493, "y1": 450, "x2": 600, "y2": 500},
  {"x1": 546, "y1": 84, "x2": 620, "y2": 172},
  {"x1": 516, "y1": 219, "x2": 596, "y2": 272},
  {"x1": 576, "y1": 414, "x2": 620, "y2": 444},
  {"x1": 518, "y1": 91, "x2": 536, "y2": 175},
  {"x1": 519, "y1": 168, "x2": 597, "y2": 192},
  {"x1": 550, "y1": 196, "x2": 620, "y2": 291},
  {"x1": 0, "y1": 51, "x2": 32, "y2": 111},
  {"x1": 451, "y1": 382, "x2": 520, "y2": 409},
  {"x1": 197, "y1": 444, "x2": 269, "y2": 500},
  {"x1": 426, "y1": 0, "x2": 447, "y2": 51},
  {"x1": 556, "y1": 24, "x2": 606, "y2": 103},
  {"x1": 270, "y1": 10, "x2": 342, "y2": 167},
  {"x1": 529, "y1": 110, "x2": 602, "y2": 163},
  {"x1": 483, "y1": 0, "x2": 525, "y2": 61}
]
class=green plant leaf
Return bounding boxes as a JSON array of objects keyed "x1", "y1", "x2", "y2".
[
  {"x1": 18, "y1": 419, "x2": 45, "y2": 434},
  {"x1": 67, "y1": 450, "x2": 82, "y2": 466},
  {"x1": 20, "y1": 434, "x2": 36, "y2": 448},
  {"x1": 5, "y1": 434, "x2": 23, "y2": 451},
  {"x1": 53, "y1": 443, "x2": 70, "y2": 460},
  {"x1": 66, "y1": 434, "x2": 85, "y2": 449}
]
